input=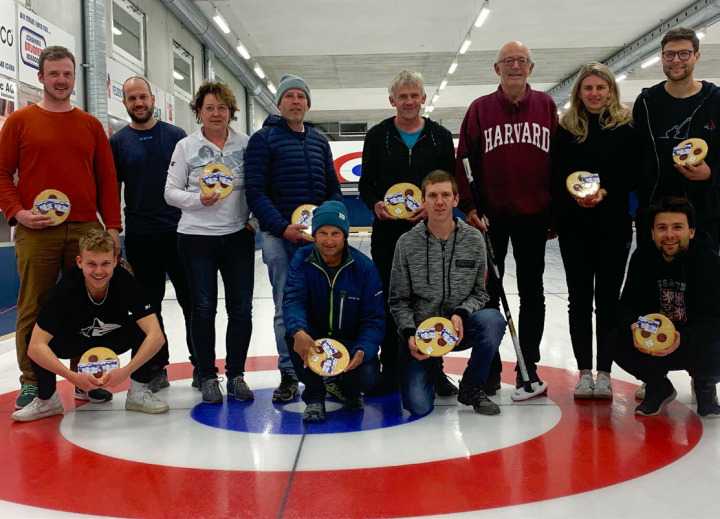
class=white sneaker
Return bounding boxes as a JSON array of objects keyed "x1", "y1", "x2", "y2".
[
  {"x1": 594, "y1": 372, "x2": 613, "y2": 400},
  {"x1": 125, "y1": 389, "x2": 169, "y2": 414},
  {"x1": 635, "y1": 383, "x2": 646, "y2": 400},
  {"x1": 11, "y1": 393, "x2": 63, "y2": 422},
  {"x1": 574, "y1": 373, "x2": 594, "y2": 399},
  {"x1": 511, "y1": 380, "x2": 548, "y2": 402}
]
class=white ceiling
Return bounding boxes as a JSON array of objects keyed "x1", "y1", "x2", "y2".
[{"x1": 194, "y1": 0, "x2": 720, "y2": 130}]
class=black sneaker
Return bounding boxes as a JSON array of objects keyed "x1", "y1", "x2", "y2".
[
  {"x1": 272, "y1": 372, "x2": 299, "y2": 402},
  {"x1": 148, "y1": 369, "x2": 170, "y2": 393},
  {"x1": 201, "y1": 377, "x2": 224, "y2": 404},
  {"x1": 75, "y1": 386, "x2": 113, "y2": 403},
  {"x1": 344, "y1": 395, "x2": 364, "y2": 412},
  {"x1": 482, "y1": 377, "x2": 502, "y2": 397},
  {"x1": 635, "y1": 379, "x2": 676, "y2": 416},
  {"x1": 191, "y1": 368, "x2": 201, "y2": 391},
  {"x1": 695, "y1": 380, "x2": 720, "y2": 418},
  {"x1": 457, "y1": 385, "x2": 500, "y2": 415},
  {"x1": 435, "y1": 371, "x2": 459, "y2": 397},
  {"x1": 228, "y1": 375, "x2": 254, "y2": 401}
]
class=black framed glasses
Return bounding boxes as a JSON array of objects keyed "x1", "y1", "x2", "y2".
[
  {"x1": 498, "y1": 57, "x2": 531, "y2": 67},
  {"x1": 661, "y1": 50, "x2": 694, "y2": 61}
]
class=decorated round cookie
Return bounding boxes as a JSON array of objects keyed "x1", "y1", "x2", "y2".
[
  {"x1": 291, "y1": 204, "x2": 317, "y2": 240},
  {"x1": 384, "y1": 182, "x2": 421, "y2": 219},
  {"x1": 415, "y1": 317, "x2": 460, "y2": 357},
  {"x1": 199, "y1": 163, "x2": 234, "y2": 199},
  {"x1": 634, "y1": 313, "x2": 676, "y2": 353},
  {"x1": 32, "y1": 189, "x2": 71, "y2": 225},
  {"x1": 307, "y1": 338, "x2": 349, "y2": 377},
  {"x1": 78, "y1": 347, "x2": 120, "y2": 383},
  {"x1": 565, "y1": 171, "x2": 600, "y2": 199},
  {"x1": 672, "y1": 138, "x2": 708, "y2": 166}
]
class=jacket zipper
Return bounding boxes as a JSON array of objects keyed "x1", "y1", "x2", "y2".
[
  {"x1": 393, "y1": 134, "x2": 426, "y2": 168},
  {"x1": 338, "y1": 290, "x2": 346, "y2": 331},
  {"x1": 439, "y1": 241, "x2": 446, "y2": 315},
  {"x1": 308, "y1": 259, "x2": 354, "y2": 334}
]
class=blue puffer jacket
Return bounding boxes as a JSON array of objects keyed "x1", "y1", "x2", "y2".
[
  {"x1": 283, "y1": 244, "x2": 385, "y2": 360},
  {"x1": 245, "y1": 115, "x2": 343, "y2": 237}
]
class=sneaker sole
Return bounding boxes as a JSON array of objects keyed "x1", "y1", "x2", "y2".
[
  {"x1": 11, "y1": 407, "x2": 63, "y2": 422},
  {"x1": 635, "y1": 389, "x2": 677, "y2": 416},
  {"x1": 75, "y1": 393, "x2": 113, "y2": 403},
  {"x1": 229, "y1": 393, "x2": 255, "y2": 402},
  {"x1": 593, "y1": 391, "x2": 613, "y2": 400},
  {"x1": 573, "y1": 391, "x2": 594, "y2": 400},
  {"x1": 473, "y1": 405, "x2": 501, "y2": 415},
  {"x1": 125, "y1": 402, "x2": 169, "y2": 414}
]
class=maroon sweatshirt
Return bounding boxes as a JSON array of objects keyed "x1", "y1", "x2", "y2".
[{"x1": 455, "y1": 84, "x2": 557, "y2": 220}]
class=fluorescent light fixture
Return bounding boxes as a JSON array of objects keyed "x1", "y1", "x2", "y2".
[
  {"x1": 475, "y1": 2, "x2": 490, "y2": 27},
  {"x1": 253, "y1": 63, "x2": 265, "y2": 79},
  {"x1": 697, "y1": 28, "x2": 706, "y2": 40},
  {"x1": 236, "y1": 40, "x2": 250, "y2": 60},
  {"x1": 267, "y1": 81, "x2": 276, "y2": 94},
  {"x1": 173, "y1": 71, "x2": 184, "y2": 81},
  {"x1": 448, "y1": 60, "x2": 458, "y2": 74},
  {"x1": 432, "y1": 94, "x2": 440, "y2": 104},
  {"x1": 641, "y1": 55, "x2": 660, "y2": 68},
  {"x1": 112, "y1": 26, "x2": 122, "y2": 36},
  {"x1": 426, "y1": 105, "x2": 435, "y2": 113},
  {"x1": 213, "y1": 8, "x2": 231, "y2": 34},
  {"x1": 616, "y1": 74, "x2": 627, "y2": 82},
  {"x1": 459, "y1": 39, "x2": 471, "y2": 54},
  {"x1": 563, "y1": 101, "x2": 570, "y2": 109},
  {"x1": 439, "y1": 79, "x2": 447, "y2": 90}
]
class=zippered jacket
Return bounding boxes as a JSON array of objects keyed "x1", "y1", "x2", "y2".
[
  {"x1": 389, "y1": 219, "x2": 489, "y2": 340},
  {"x1": 283, "y1": 244, "x2": 385, "y2": 359},
  {"x1": 245, "y1": 115, "x2": 343, "y2": 238}
]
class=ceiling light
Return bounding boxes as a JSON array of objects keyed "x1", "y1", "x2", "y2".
[
  {"x1": 432, "y1": 94, "x2": 440, "y2": 104},
  {"x1": 426, "y1": 105, "x2": 435, "y2": 113},
  {"x1": 459, "y1": 39, "x2": 471, "y2": 54},
  {"x1": 173, "y1": 71, "x2": 184, "y2": 81},
  {"x1": 112, "y1": 26, "x2": 122, "y2": 36},
  {"x1": 474, "y1": 2, "x2": 491, "y2": 27},
  {"x1": 641, "y1": 55, "x2": 660, "y2": 68},
  {"x1": 236, "y1": 40, "x2": 250, "y2": 60},
  {"x1": 697, "y1": 28, "x2": 707, "y2": 40},
  {"x1": 253, "y1": 63, "x2": 265, "y2": 79},
  {"x1": 448, "y1": 60, "x2": 458, "y2": 75},
  {"x1": 439, "y1": 79, "x2": 447, "y2": 90},
  {"x1": 267, "y1": 81, "x2": 276, "y2": 94},
  {"x1": 563, "y1": 101, "x2": 570, "y2": 109},
  {"x1": 615, "y1": 74, "x2": 627, "y2": 82},
  {"x1": 212, "y1": 8, "x2": 231, "y2": 34}
]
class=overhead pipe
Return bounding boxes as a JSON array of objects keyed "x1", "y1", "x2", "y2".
[
  {"x1": 83, "y1": 0, "x2": 109, "y2": 130},
  {"x1": 160, "y1": 0, "x2": 278, "y2": 115}
]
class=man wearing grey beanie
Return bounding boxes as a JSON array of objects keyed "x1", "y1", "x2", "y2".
[{"x1": 246, "y1": 74, "x2": 343, "y2": 403}]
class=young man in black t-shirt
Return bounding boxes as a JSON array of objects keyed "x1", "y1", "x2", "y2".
[{"x1": 11, "y1": 230, "x2": 169, "y2": 422}]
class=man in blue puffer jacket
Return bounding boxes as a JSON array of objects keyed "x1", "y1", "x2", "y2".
[
  {"x1": 246, "y1": 75, "x2": 343, "y2": 403},
  {"x1": 283, "y1": 201, "x2": 383, "y2": 423}
]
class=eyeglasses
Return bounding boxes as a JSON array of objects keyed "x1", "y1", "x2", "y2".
[
  {"x1": 661, "y1": 50, "x2": 694, "y2": 61},
  {"x1": 498, "y1": 58, "x2": 531, "y2": 67}
]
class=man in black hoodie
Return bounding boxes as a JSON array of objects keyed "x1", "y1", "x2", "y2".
[
  {"x1": 612, "y1": 197, "x2": 720, "y2": 418},
  {"x1": 633, "y1": 27, "x2": 720, "y2": 249}
]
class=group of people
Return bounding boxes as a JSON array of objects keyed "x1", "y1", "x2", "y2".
[{"x1": 1, "y1": 25, "x2": 719, "y2": 425}]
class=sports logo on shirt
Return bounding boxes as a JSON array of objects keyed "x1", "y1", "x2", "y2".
[{"x1": 80, "y1": 318, "x2": 121, "y2": 337}]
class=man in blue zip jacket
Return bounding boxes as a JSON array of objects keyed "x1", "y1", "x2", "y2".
[
  {"x1": 246, "y1": 75, "x2": 343, "y2": 403},
  {"x1": 283, "y1": 201, "x2": 383, "y2": 423}
]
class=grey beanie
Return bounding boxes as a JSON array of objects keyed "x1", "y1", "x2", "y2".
[
  {"x1": 312, "y1": 201, "x2": 349, "y2": 237},
  {"x1": 274, "y1": 74, "x2": 311, "y2": 108}
]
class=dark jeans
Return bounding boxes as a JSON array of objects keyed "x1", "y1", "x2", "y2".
[
  {"x1": 400, "y1": 308, "x2": 506, "y2": 416},
  {"x1": 125, "y1": 230, "x2": 194, "y2": 367},
  {"x1": 611, "y1": 327, "x2": 720, "y2": 387},
  {"x1": 559, "y1": 226, "x2": 631, "y2": 372},
  {"x1": 33, "y1": 324, "x2": 162, "y2": 400},
  {"x1": 178, "y1": 229, "x2": 255, "y2": 382},
  {"x1": 486, "y1": 217, "x2": 548, "y2": 373},
  {"x1": 288, "y1": 337, "x2": 381, "y2": 404}
]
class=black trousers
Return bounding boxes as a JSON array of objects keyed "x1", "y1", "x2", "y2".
[
  {"x1": 558, "y1": 226, "x2": 631, "y2": 372},
  {"x1": 125, "y1": 230, "x2": 195, "y2": 367}
]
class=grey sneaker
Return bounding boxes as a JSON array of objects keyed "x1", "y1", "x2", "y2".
[
  {"x1": 574, "y1": 373, "x2": 595, "y2": 399},
  {"x1": 325, "y1": 380, "x2": 345, "y2": 402},
  {"x1": 228, "y1": 375, "x2": 254, "y2": 401},
  {"x1": 75, "y1": 386, "x2": 113, "y2": 403},
  {"x1": 148, "y1": 369, "x2": 170, "y2": 393},
  {"x1": 272, "y1": 372, "x2": 299, "y2": 402},
  {"x1": 458, "y1": 385, "x2": 501, "y2": 415},
  {"x1": 15, "y1": 384, "x2": 38, "y2": 409},
  {"x1": 302, "y1": 402, "x2": 326, "y2": 423},
  {"x1": 594, "y1": 372, "x2": 613, "y2": 400},
  {"x1": 201, "y1": 377, "x2": 224, "y2": 404},
  {"x1": 125, "y1": 389, "x2": 169, "y2": 414},
  {"x1": 12, "y1": 393, "x2": 63, "y2": 422},
  {"x1": 635, "y1": 383, "x2": 646, "y2": 400}
]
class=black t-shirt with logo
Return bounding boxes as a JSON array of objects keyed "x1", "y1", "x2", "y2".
[{"x1": 36, "y1": 266, "x2": 154, "y2": 340}]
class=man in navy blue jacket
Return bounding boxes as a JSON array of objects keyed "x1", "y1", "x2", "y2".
[
  {"x1": 246, "y1": 75, "x2": 343, "y2": 403},
  {"x1": 283, "y1": 201, "x2": 383, "y2": 423}
]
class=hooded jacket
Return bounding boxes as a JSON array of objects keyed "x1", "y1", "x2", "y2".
[
  {"x1": 389, "y1": 218, "x2": 489, "y2": 340},
  {"x1": 632, "y1": 81, "x2": 720, "y2": 224},
  {"x1": 245, "y1": 115, "x2": 343, "y2": 237}
]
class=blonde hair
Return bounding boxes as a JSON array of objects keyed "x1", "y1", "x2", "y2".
[
  {"x1": 560, "y1": 62, "x2": 632, "y2": 143},
  {"x1": 79, "y1": 229, "x2": 115, "y2": 255},
  {"x1": 388, "y1": 70, "x2": 425, "y2": 99}
]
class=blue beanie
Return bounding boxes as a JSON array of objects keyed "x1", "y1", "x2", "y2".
[
  {"x1": 275, "y1": 74, "x2": 311, "y2": 108},
  {"x1": 312, "y1": 201, "x2": 349, "y2": 237}
]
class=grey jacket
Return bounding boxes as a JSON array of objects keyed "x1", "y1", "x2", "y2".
[{"x1": 389, "y1": 218, "x2": 489, "y2": 340}]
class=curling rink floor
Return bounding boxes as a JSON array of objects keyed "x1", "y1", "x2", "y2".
[{"x1": 0, "y1": 233, "x2": 718, "y2": 519}]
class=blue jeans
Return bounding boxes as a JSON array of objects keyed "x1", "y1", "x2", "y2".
[
  {"x1": 400, "y1": 308, "x2": 506, "y2": 416},
  {"x1": 178, "y1": 229, "x2": 255, "y2": 382},
  {"x1": 260, "y1": 231, "x2": 303, "y2": 377}
]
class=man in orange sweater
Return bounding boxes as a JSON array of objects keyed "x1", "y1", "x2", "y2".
[{"x1": 0, "y1": 46, "x2": 122, "y2": 409}]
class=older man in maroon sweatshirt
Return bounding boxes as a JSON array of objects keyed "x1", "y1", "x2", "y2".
[{"x1": 454, "y1": 40, "x2": 557, "y2": 400}]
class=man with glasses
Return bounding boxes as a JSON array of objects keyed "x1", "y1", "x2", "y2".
[
  {"x1": 454, "y1": 41, "x2": 557, "y2": 400},
  {"x1": 633, "y1": 27, "x2": 720, "y2": 250}
]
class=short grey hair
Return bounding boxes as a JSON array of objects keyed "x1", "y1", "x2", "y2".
[
  {"x1": 496, "y1": 42, "x2": 533, "y2": 63},
  {"x1": 388, "y1": 70, "x2": 425, "y2": 99}
]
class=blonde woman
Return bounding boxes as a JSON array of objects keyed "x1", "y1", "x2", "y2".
[{"x1": 553, "y1": 62, "x2": 636, "y2": 400}]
